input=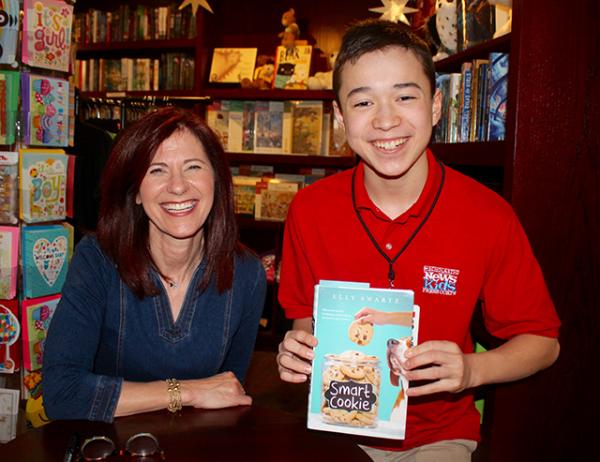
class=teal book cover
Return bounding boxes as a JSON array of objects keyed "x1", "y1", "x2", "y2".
[{"x1": 308, "y1": 280, "x2": 419, "y2": 439}]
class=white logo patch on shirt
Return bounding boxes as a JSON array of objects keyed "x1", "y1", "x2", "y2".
[{"x1": 422, "y1": 265, "x2": 460, "y2": 296}]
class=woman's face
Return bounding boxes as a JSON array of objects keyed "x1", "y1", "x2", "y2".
[{"x1": 136, "y1": 128, "x2": 215, "y2": 248}]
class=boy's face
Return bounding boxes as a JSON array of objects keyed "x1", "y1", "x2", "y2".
[{"x1": 334, "y1": 46, "x2": 441, "y2": 181}]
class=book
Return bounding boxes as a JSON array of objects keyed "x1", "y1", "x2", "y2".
[
  {"x1": 209, "y1": 48, "x2": 258, "y2": 84},
  {"x1": 459, "y1": 62, "x2": 472, "y2": 142},
  {"x1": 0, "y1": 299, "x2": 20, "y2": 374},
  {"x1": 19, "y1": 148, "x2": 68, "y2": 223},
  {"x1": 254, "y1": 101, "x2": 285, "y2": 154},
  {"x1": 242, "y1": 101, "x2": 256, "y2": 152},
  {"x1": 273, "y1": 45, "x2": 312, "y2": 89},
  {"x1": 487, "y1": 52, "x2": 509, "y2": 141},
  {"x1": 21, "y1": 73, "x2": 69, "y2": 147},
  {"x1": 308, "y1": 280, "x2": 419, "y2": 439},
  {"x1": 434, "y1": 73, "x2": 451, "y2": 143},
  {"x1": 0, "y1": 70, "x2": 19, "y2": 145},
  {"x1": 291, "y1": 100, "x2": 323, "y2": 155},
  {"x1": 232, "y1": 175, "x2": 260, "y2": 215},
  {"x1": 0, "y1": 0, "x2": 19, "y2": 65},
  {"x1": 0, "y1": 151, "x2": 18, "y2": 225},
  {"x1": 206, "y1": 100, "x2": 230, "y2": 149},
  {"x1": 0, "y1": 387, "x2": 19, "y2": 442},
  {"x1": 254, "y1": 178, "x2": 298, "y2": 222},
  {"x1": 21, "y1": 223, "x2": 73, "y2": 299},
  {"x1": 456, "y1": 0, "x2": 495, "y2": 52},
  {"x1": 0, "y1": 226, "x2": 18, "y2": 300},
  {"x1": 447, "y1": 73, "x2": 462, "y2": 143},
  {"x1": 21, "y1": 294, "x2": 61, "y2": 371},
  {"x1": 22, "y1": 0, "x2": 74, "y2": 72},
  {"x1": 227, "y1": 100, "x2": 245, "y2": 152}
]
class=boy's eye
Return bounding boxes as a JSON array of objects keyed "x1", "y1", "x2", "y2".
[
  {"x1": 352, "y1": 100, "x2": 371, "y2": 108},
  {"x1": 398, "y1": 95, "x2": 416, "y2": 102}
]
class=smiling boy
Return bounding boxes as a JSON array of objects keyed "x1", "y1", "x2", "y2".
[{"x1": 276, "y1": 19, "x2": 560, "y2": 461}]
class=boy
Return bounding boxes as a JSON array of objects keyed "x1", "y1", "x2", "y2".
[{"x1": 276, "y1": 19, "x2": 560, "y2": 461}]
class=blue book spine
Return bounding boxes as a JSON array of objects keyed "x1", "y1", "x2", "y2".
[
  {"x1": 460, "y1": 63, "x2": 472, "y2": 143},
  {"x1": 487, "y1": 52, "x2": 509, "y2": 141}
]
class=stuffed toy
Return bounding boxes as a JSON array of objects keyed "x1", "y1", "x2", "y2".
[
  {"x1": 433, "y1": 0, "x2": 458, "y2": 61},
  {"x1": 279, "y1": 8, "x2": 300, "y2": 48},
  {"x1": 306, "y1": 51, "x2": 337, "y2": 90},
  {"x1": 240, "y1": 54, "x2": 275, "y2": 89}
]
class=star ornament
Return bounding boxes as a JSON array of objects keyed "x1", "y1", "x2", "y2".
[
  {"x1": 178, "y1": 0, "x2": 214, "y2": 16},
  {"x1": 369, "y1": 0, "x2": 419, "y2": 25}
]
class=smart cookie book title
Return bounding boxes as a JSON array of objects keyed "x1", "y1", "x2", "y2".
[{"x1": 307, "y1": 280, "x2": 419, "y2": 440}]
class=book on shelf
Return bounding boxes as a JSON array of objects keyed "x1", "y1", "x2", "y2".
[
  {"x1": 291, "y1": 100, "x2": 323, "y2": 155},
  {"x1": 434, "y1": 73, "x2": 451, "y2": 143},
  {"x1": 232, "y1": 175, "x2": 260, "y2": 215},
  {"x1": 21, "y1": 294, "x2": 61, "y2": 371},
  {"x1": 458, "y1": 62, "x2": 473, "y2": 143},
  {"x1": 307, "y1": 280, "x2": 419, "y2": 439},
  {"x1": 447, "y1": 73, "x2": 462, "y2": 143},
  {"x1": 21, "y1": 223, "x2": 73, "y2": 299},
  {"x1": 19, "y1": 148, "x2": 68, "y2": 223},
  {"x1": 209, "y1": 48, "x2": 258, "y2": 84},
  {"x1": 22, "y1": 0, "x2": 74, "y2": 72},
  {"x1": 469, "y1": 59, "x2": 489, "y2": 142},
  {"x1": 206, "y1": 100, "x2": 230, "y2": 149},
  {"x1": 0, "y1": 70, "x2": 19, "y2": 145},
  {"x1": 0, "y1": 226, "x2": 19, "y2": 300},
  {"x1": 0, "y1": 299, "x2": 21, "y2": 375},
  {"x1": 227, "y1": 100, "x2": 245, "y2": 152},
  {"x1": 253, "y1": 101, "x2": 286, "y2": 154},
  {"x1": 0, "y1": 0, "x2": 19, "y2": 65},
  {"x1": 456, "y1": 0, "x2": 496, "y2": 52},
  {"x1": 0, "y1": 151, "x2": 19, "y2": 225},
  {"x1": 254, "y1": 178, "x2": 298, "y2": 222},
  {"x1": 273, "y1": 45, "x2": 312, "y2": 89},
  {"x1": 487, "y1": 52, "x2": 509, "y2": 141}
]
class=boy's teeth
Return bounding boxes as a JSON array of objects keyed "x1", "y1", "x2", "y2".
[{"x1": 374, "y1": 138, "x2": 407, "y2": 150}]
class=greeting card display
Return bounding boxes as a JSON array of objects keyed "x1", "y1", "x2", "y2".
[
  {"x1": 0, "y1": 226, "x2": 18, "y2": 299},
  {"x1": 21, "y1": 0, "x2": 74, "y2": 72},
  {"x1": 19, "y1": 148, "x2": 68, "y2": 223},
  {"x1": 21, "y1": 73, "x2": 69, "y2": 147},
  {"x1": 21, "y1": 294, "x2": 60, "y2": 371},
  {"x1": 22, "y1": 223, "x2": 72, "y2": 298},
  {"x1": 0, "y1": 151, "x2": 19, "y2": 225},
  {"x1": 0, "y1": 299, "x2": 20, "y2": 374},
  {"x1": 0, "y1": 0, "x2": 19, "y2": 65},
  {"x1": 0, "y1": 70, "x2": 20, "y2": 145}
]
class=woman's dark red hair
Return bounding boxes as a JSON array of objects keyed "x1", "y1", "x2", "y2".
[{"x1": 96, "y1": 106, "x2": 239, "y2": 298}]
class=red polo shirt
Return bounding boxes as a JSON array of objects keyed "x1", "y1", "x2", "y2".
[{"x1": 279, "y1": 149, "x2": 560, "y2": 450}]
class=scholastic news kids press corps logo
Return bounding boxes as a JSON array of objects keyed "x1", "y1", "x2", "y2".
[{"x1": 423, "y1": 265, "x2": 460, "y2": 296}]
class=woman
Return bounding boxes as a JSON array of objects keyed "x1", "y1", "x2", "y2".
[{"x1": 43, "y1": 107, "x2": 266, "y2": 422}]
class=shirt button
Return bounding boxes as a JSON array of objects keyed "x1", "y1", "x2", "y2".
[{"x1": 385, "y1": 243, "x2": 393, "y2": 250}]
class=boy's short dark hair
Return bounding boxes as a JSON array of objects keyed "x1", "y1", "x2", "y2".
[{"x1": 333, "y1": 19, "x2": 436, "y2": 103}]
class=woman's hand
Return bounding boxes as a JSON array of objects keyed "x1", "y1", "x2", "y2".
[
  {"x1": 182, "y1": 372, "x2": 252, "y2": 409},
  {"x1": 277, "y1": 329, "x2": 317, "y2": 383}
]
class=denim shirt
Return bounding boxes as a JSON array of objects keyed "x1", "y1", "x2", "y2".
[{"x1": 42, "y1": 236, "x2": 266, "y2": 422}]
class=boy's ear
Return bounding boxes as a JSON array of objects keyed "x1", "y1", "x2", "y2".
[
  {"x1": 333, "y1": 101, "x2": 345, "y2": 130},
  {"x1": 432, "y1": 89, "x2": 442, "y2": 126}
]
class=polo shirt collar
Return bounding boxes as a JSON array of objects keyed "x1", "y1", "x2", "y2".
[{"x1": 353, "y1": 149, "x2": 442, "y2": 223}]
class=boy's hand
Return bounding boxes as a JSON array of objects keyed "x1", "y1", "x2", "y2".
[{"x1": 277, "y1": 329, "x2": 317, "y2": 383}]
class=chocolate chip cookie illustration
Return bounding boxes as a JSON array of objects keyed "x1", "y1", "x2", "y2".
[{"x1": 348, "y1": 320, "x2": 374, "y2": 346}]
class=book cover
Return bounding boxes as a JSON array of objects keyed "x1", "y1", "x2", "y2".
[
  {"x1": 254, "y1": 101, "x2": 285, "y2": 154},
  {"x1": 291, "y1": 100, "x2": 323, "y2": 155},
  {"x1": 447, "y1": 73, "x2": 462, "y2": 143},
  {"x1": 459, "y1": 62, "x2": 472, "y2": 143},
  {"x1": 19, "y1": 148, "x2": 68, "y2": 223},
  {"x1": 273, "y1": 45, "x2": 312, "y2": 89},
  {"x1": 227, "y1": 100, "x2": 244, "y2": 152},
  {"x1": 206, "y1": 100, "x2": 230, "y2": 149},
  {"x1": 308, "y1": 280, "x2": 419, "y2": 439},
  {"x1": 232, "y1": 175, "x2": 260, "y2": 215},
  {"x1": 0, "y1": 70, "x2": 19, "y2": 145},
  {"x1": 22, "y1": 0, "x2": 74, "y2": 72},
  {"x1": 456, "y1": 0, "x2": 495, "y2": 51},
  {"x1": 0, "y1": 226, "x2": 18, "y2": 300},
  {"x1": 242, "y1": 101, "x2": 256, "y2": 152},
  {"x1": 0, "y1": 299, "x2": 20, "y2": 374},
  {"x1": 21, "y1": 223, "x2": 72, "y2": 298},
  {"x1": 254, "y1": 179, "x2": 298, "y2": 222},
  {"x1": 434, "y1": 73, "x2": 451, "y2": 143},
  {"x1": 0, "y1": 151, "x2": 19, "y2": 225},
  {"x1": 21, "y1": 73, "x2": 69, "y2": 147},
  {"x1": 209, "y1": 48, "x2": 258, "y2": 84},
  {"x1": 0, "y1": 0, "x2": 19, "y2": 65},
  {"x1": 21, "y1": 294, "x2": 60, "y2": 371},
  {"x1": 487, "y1": 52, "x2": 509, "y2": 141}
]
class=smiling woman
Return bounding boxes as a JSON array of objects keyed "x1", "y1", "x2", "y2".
[{"x1": 42, "y1": 107, "x2": 266, "y2": 422}]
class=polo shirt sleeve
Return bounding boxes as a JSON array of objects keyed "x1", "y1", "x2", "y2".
[
  {"x1": 278, "y1": 197, "x2": 316, "y2": 320},
  {"x1": 480, "y1": 211, "x2": 561, "y2": 340}
]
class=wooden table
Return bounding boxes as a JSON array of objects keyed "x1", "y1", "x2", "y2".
[{"x1": 1, "y1": 405, "x2": 371, "y2": 461}]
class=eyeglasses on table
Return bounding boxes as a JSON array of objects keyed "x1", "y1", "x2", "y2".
[{"x1": 78, "y1": 432, "x2": 165, "y2": 461}]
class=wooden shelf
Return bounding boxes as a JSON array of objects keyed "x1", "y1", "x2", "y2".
[
  {"x1": 200, "y1": 88, "x2": 335, "y2": 101},
  {"x1": 76, "y1": 38, "x2": 197, "y2": 55},
  {"x1": 431, "y1": 141, "x2": 505, "y2": 167},
  {"x1": 236, "y1": 215, "x2": 284, "y2": 231},
  {"x1": 79, "y1": 90, "x2": 201, "y2": 99},
  {"x1": 227, "y1": 152, "x2": 356, "y2": 169},
  {"x1": 434, "y1": 34, "x2": 511, "y2": 73}
]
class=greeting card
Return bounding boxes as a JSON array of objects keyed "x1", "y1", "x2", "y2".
[
  {"x1": 0, "y1": 226, "x2": 18, "y2": 299},
  {"x1": 0, "y1": 152, "x2": 19, "y2": 225},
  {"x1": 21, "y1": 73, "x2": 69, "y2": 147},
  {"x1": 19, "y1": 148, "x2": 68, "y2": 223},
  {"x1": 21, "y1": 294, "x2": 60, "y2": 371},
  {"x1": 0, "y1": 70, "x2": 19, "y2": 145},
  {"x1": 21, "y1": 223, "x2": 73, "y2": 298},
  {"x1": 21, "y1": 0, "x2": 74, "y2": 72},
  {"x1": 0, "y1": 300, "x2": 20, "y2": 374},
  {"x1": 0, "y1": 0, "x2": 19, "y2": 65}
]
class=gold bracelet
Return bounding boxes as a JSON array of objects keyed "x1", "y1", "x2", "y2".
[{"x1": 166, "y1": 378, "x2": 182, "y2": 413}]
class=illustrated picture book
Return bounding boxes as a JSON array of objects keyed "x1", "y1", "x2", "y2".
[
  {"x1": 19, "y1": 148, "x2": 68, "y2": 223},
  {"x1": 209, "y1": 48, "x2": 258, "y2": 84},
  {"x1": 21, "y1": 294, "x2": 60, "y2": 371},
  {"x1": 0, "y1": 299, "x2": 20, "y2": 374},
  {"x1": 21, "y1": 0, "x2": 74, "y2": 72},
  {"x1": 487, "y1": 52, "x2": 509, "y2": 141},
  {"x1": 291, "y1": 100, "x2": 323, "y2": 155},
  {"x1": 0, "y1": 151, "x2": 19, "y2": 225},
  {"x1": 0, "y1": 226, "x2": 19, "y2": 300},
  {"x1": 0, "y1": 0, "x2": 19, "y2": 65},
  {"x1": 0, "y1": 70, "x2": 20, "y2": 145},
  {"x1": 21, "y1": 223, "x2": 73, "y2": 299},
  {"x1": 308, "y1": 280, "x2": 420, "y2": 440},
  {"x1": 21, "y1": 73, "x2": 69, "y2": 147},
  {"x1": 273, "y1": 45, "x2": 312, "y2": 89}
]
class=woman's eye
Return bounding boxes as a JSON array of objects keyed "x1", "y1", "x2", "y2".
[
  {"x1": 187, "y1": 164, "x2": 202, "y2": 171},
  {"x1": 148, "y1": 167, "x2": 164, "y2": 175}
]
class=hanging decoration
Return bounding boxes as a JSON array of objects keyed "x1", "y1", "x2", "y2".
[
  {"x1": 178, "y1": 0, "x2": 214, "y2": 15},
  {"x1": 369, "y1": 0, "x2": 419, "y2": 25}
]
